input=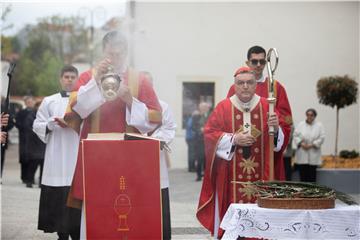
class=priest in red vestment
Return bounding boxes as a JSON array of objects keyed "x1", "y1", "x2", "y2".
[
  {"x1": 227, "y1": 46, "x2": 292, "y2": 181},
  {"x1": 197, "y1": 66, "x2": 285, "y2": 239},
  {"x1": 64, "y1": 30, "x2": 163, "y2": 239},
  {"x1": 64, "y1": 30, "x2": 162, "y2": 205}
]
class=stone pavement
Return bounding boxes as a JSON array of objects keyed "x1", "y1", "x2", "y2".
[{"x1": 1, "y1": 144, "x2": 212, "y2": 240}]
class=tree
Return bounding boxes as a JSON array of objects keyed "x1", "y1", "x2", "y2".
[
  {"x1": 11, "y1": 15, "x2": 89, "y2": 96},
  {"x1": 33, "y1": 15, "x2": 89, "y2": 63},
  {"x1": 1, "y1": 35, "x2": 19, "y2": 59},
  {"x1": 1, "y1": 4, "x2": 20, "y2": 60},
  {"x1": 12, "y1": 36, "x2": 63, "y2": 96},
  {"x1": 317, "y1": 75, "x2": 358, "y2": 157}
]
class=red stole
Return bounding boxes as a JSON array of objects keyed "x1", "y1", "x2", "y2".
[
  {"x1": 74, "y1": 69, "x2": 93, "y2": 91},
  {"x1": 229, "y1": 99, "x2": 270, "y2": 204},
  {"x1": 226, "y1": 78, "x2": 292, "y2": 181}
]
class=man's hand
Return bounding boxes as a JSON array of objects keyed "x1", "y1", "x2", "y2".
[
  {"x1": 233, "y1": 131, "x2": 256, "y2": 147},
  {"x1": 54, "y1": 118, "x2": 68, "y2": 128},
  {"x1": 1, "y1": 131, "x2": 7, "y2": 144},
  {"x1": 268, "y1": 113, "x2": 279, "y2": 132},
  {"x1": 300, "y1": 142, "x2": 314, "y2": 150},
  {"x1": 1, "y1": 113, "x2": 9, "y2": 127},
  {"x1": 94, "y1": 58, "x2": 112, "y2": 84},
  {"x1": 47, "y1": 119, "x2": 58, "y2": 131},
  {"x1": 47, "y1": 117, "x2": 68, "y2": 131}
]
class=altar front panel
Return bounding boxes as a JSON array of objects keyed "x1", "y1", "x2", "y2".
[{"x1": 83, "y1": 140, "x2": 162, "y2": 239}]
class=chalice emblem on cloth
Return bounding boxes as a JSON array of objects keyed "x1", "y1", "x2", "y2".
[{"x1": 114, "y1": 176, "x2": 131, "y2": 231}]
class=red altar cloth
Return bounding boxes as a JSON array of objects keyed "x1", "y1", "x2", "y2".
[{"x1": 82, "y1": 140, "x2": 162, "y2": 239}]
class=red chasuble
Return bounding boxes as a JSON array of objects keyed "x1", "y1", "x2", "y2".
[
  {"x1": 82, "y1": 140, "x2": 162, "y2": 239},
  {"x1": 74, "y1": 69, "x2": 93, "y2": 91},
  {"x1": 227, "y1": 78, "x2": 292, "y2": 180},
  {"x1": 196, "y1": 96, "x2": 272, "y2": 238},
  {"x1": 65, "y1": 69, "x2": 162, "y2": 208}
]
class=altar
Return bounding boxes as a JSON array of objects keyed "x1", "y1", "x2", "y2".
[{"x1": 220, "y1": 203, "x2": 360, "y2": 239}]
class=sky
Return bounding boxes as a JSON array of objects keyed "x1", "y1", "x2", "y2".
[
  {"x1": 1, "y1": 1, "x2": 126, "y2": 96},
  {"x1": 1, "y1": 1, "x2": 126, "y2": 36}
]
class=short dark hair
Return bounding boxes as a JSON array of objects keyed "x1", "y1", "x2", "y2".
[
  {"x1": 247, "y1": 45, "x2": 266, "y2": 60},
  {"x1": 60, "y1": 65, "x2": 78, "y2": 77},
  {"x1": 306, "y1": 108, "x2": 317, "y2": 117},
  {"x1": 102, "y1": 31, "x2": 128, "y2": 51}
]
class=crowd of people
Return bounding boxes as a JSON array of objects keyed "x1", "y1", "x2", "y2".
[{"x1": 1, "y1": 32, "x2": 327, "y2": 240}]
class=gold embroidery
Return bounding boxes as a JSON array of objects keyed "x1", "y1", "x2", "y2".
[
  {"x1": 148, "y1": 109, "x2": 162, "y2": 123},
  {"x1": 114, "y1": 176, "x2": 132, "y2": 232},
  {"x1": 128, "y1": 68, "x2": 139, "y2": 98},
  {"x1": 236, "y1": 126, "x2": 244, "y2": 133},
  {"x1": 238, "y1": 125, "x2": 262, "y2": 139},
  {"x1": 240, "y1": 157, "x2": 259, "y2": 175},
  {"x1": 239, "y1": 183, "x2": 257, "y2": 201},
  {"x1": 64, "y1": 92, "x2": 82, "y2": 134},
  {"x1": 251, "y1": 125, "x2": 262, "y2": 138},
  {"x1": 285, "y1": 115, "x2": 293, "y2": 125},
  {"x1": 232, "y1": 104, "x2": 237, "y2": 202}
]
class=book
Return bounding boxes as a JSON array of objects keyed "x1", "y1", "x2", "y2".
[
  {"x1": 86, "y1": 133, "x2": 124, "y2": 140},
  {"x1": 124, "y1": 133, "x2": 168, "y2": 151},
  {"x1": 124, "y1": 132, "x2": 160, "y2": 141},
  {"x1": 86, "y1": 132, "x2": 169, "y2": 151}
]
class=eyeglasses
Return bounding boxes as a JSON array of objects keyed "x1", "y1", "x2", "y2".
[
  {"x1": 250, "y1": 59, "x2": 266, "y2": 66},
  {"x1": 235, "y1": 80, "x2": 256, "y2": 86}
]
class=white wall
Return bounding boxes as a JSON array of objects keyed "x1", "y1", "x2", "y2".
[{"x1": 131, "y1": 2, "x2": 359, "y2": 168}]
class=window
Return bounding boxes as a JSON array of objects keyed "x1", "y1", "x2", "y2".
[{"x1": 182, "y1": 82, "x2": 214, "y2": 128}]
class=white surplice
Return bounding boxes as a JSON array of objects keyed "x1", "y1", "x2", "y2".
[
  {"x1": 33, "y1": 92, "x2": 80, "y2": 187},
  {"x1": 150, "y1": 100, "x2": 177, "y2": 189}
]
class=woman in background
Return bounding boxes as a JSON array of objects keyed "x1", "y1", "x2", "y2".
[{"x1": 293, "y1": 108, "x2": 325, "y2": 182}]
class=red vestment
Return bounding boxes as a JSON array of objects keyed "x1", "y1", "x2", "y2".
[
  {"x1": 65, "y1": 69, "x2": 162, "y2": 208},
  {"x1": 196, "y1": 96, "x2": 274, "y2": 238},
  {"x1": 227, "y1": 78, "x2": 292, "y2": 180},
  {"x1": 74, "y1": 69, "x2": 93, "y2": 91}
]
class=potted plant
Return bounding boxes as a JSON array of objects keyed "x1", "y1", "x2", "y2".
[{"x1": 317, "y1": 75, "x2": 358, "y2": 159}]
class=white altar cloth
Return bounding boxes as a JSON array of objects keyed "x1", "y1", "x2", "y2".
[{"x1": 220, "y1": 203, "x2": 360, "y2": 240}]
